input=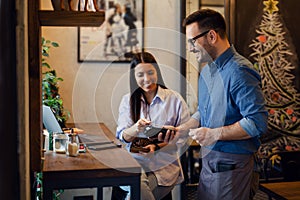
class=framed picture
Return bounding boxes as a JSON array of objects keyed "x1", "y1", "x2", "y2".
[{"x1": 78, "y1": 0, "x2": 144, "y2": 62}]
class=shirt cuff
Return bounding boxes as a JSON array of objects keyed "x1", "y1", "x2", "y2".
[
  {"x1": 239, "y1": 118, "x2": 258, "y2": 137},
  {"x1": 191, "y1": 111, "x2": 200, "y2": 121},
  {"x1": 119, "y1": 131, "x2": 131, "y2": 144}
]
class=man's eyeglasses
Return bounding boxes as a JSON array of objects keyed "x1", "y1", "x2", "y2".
[{"x1": 188, "y1": 30, "x2": 210, "y2": 47}]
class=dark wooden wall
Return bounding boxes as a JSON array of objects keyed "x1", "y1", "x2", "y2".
[{"x1": 0, "y1": 0, "x2": 20, "y2": 199}]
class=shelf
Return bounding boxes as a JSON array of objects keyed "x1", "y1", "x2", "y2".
[{"x1": 39, "y1": 10, "x2": 105, "y2": 27}]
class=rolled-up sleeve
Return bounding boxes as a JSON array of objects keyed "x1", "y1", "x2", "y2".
[{"x1": 233, "y1": 67, "x2": 268, "y2": 137}]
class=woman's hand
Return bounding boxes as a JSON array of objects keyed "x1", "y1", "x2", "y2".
[
  {"x1": 143, "y1": 144, "x2": 157, "y2": 152},
  {"x1": 123, "y1": 118, "x2": 151, "y2": 142},
  {"x1": 144, "y1": 143, "x2": 163, "y2": 152},
  {"x1": 135, "y1": 118, "x2": 151, "y2": 133}
]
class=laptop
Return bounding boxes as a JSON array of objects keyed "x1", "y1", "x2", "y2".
[
  {"x1": 42, "y1": 105, "x2": 63, "y2": 134},
  {"x1": 42, "y1": 105, "x2": 117, "y2": 151}
]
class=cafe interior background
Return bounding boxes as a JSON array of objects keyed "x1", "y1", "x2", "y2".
[{"x1": 1, "y1": 0, "x2": 300, "y2": 199}]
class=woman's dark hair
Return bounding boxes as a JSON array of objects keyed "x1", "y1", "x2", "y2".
[
  {"x1": 129, "y1": 52, "x2": 167, "y2": 122},
  {"x1": 182, "y1": 9, "x2": 227, "y2": 39}
]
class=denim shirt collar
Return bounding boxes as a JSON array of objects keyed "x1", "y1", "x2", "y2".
[{"x1": 213, "y1": 45, "x2": 235, "y2": 70}]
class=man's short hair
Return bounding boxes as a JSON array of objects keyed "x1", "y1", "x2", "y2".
[{"x1": 183, "y1": 9, "x2": 227, "y2": 39}]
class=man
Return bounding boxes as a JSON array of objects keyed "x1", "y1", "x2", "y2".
[{"x1": 164, "y1": 9, "x2": 268, "y2": 199}]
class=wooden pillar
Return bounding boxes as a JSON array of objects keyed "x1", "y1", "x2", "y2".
[{"x1": 0, "y1": 0, "x2": 20, "y2": 199}]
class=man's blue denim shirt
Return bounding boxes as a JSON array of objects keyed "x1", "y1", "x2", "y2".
[{"x1": 195, "y1": 46, "x2": 268, "y2": 154}]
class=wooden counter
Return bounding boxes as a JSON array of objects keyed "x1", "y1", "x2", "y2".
[{"x1": 259, "y1": 181, "x2": 300, "y2": 200}]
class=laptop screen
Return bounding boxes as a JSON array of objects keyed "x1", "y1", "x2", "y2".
[{"x1": 42, "y1": 105, "x2": 63, "y2": 134}]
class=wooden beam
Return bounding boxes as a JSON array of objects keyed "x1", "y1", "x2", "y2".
[{"x1": 39, "y1": 11, "x2": 105, "y2": 27}]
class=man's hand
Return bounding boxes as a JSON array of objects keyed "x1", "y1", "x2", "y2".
[
  {"x1": 188, "y1": 127, "x2": 222, "y2": 146},
  {"x1": 157, "y1": 118, "x2": 200, "y2": 143},
  {"x1": 158, "y1": 125, "x2": 190, "y2": 143},
  {"x1": 157, "y1": 126, "x2": 176, "y2": 142}
]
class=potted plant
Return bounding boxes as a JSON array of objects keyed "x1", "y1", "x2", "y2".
[
  {"x1": 42, "y1": 37, "x2": 69, "y2": 128},
  {"x1": 37, "y1": 37, "x2": 68, "y2": 200}
]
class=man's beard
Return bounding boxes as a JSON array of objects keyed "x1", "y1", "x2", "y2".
[{"x1": 196, "y1": 50, "x2": 213, "y2": 64}]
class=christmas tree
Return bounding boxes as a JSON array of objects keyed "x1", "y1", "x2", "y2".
[{"x1": 249, "y1": 0, "x2": 300, "y2": 159}]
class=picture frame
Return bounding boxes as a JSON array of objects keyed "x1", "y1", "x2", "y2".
[{"x1": 78, "y1": 0, "x2": 144, "y2": 62}]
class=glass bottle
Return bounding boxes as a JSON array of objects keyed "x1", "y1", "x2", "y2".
[
  {"x1": 66, "y1": 132, "x2": 79, "y2": 157},
  {"x1": 53, "y1": 132, "x2": 67, "y2": 153}
]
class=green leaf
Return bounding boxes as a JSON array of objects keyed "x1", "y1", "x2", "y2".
[
  {"x1": 42, "y1": 52, "x2": 49, "y2": 57},
  {"x1": 51, "y1": 42, "x2": 59, "y2": 47},
  {"x1": 41, "y1": 37, "x2": 69, "y2": 127},
  {"x1": 42, "y1": 63, "x2": 51, "y2": 68}
]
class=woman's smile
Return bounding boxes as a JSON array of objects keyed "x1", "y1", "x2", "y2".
[{"x1": 135, "y1": 63, "x2": 158, "y2": 93}]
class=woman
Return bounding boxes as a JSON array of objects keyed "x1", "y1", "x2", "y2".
[{"x1": 116, "y1": 52, "x2": 190, "y2": 199}]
